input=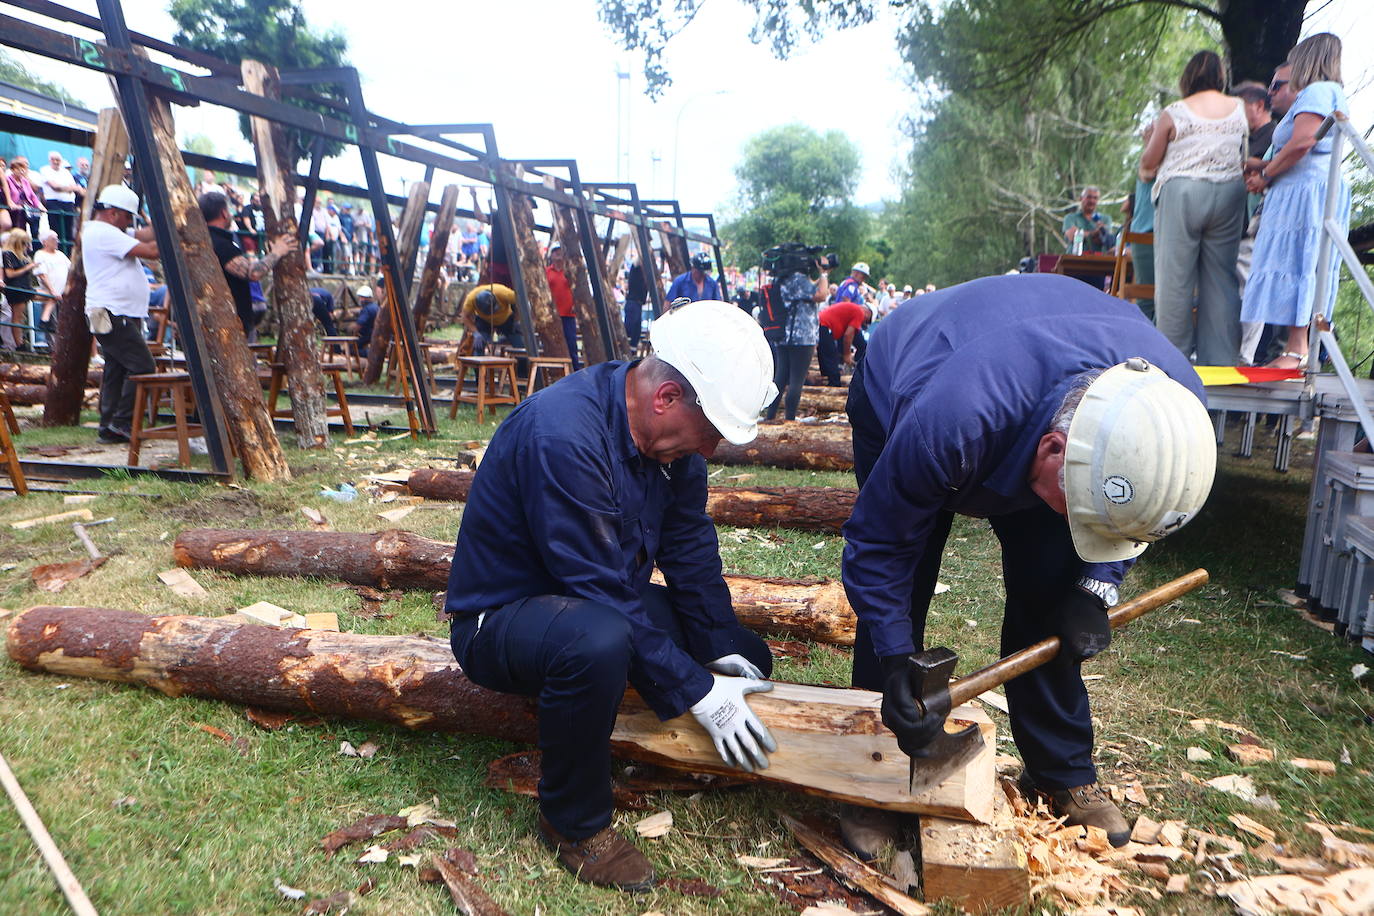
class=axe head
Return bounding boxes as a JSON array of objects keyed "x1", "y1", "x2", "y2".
[{"x1": 905, "y1": 647, "x2": 986, "y2": 796}]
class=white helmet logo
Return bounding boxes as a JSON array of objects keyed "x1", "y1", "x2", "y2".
[{"x1": 1102, "y1": 475, "x2": 1134, "y2": 505}]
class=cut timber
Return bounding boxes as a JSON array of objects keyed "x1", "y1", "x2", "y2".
[
  {"x1": 920, "y1": 791, "x2": 1030, "y2": 914},
  {"x1": 503, "y1": 169, "x2": 569, "y2": 359},
  {"x1": 714, "y1": 422, "x2": 854, "y2": 471},
  {"x1": 801, "y1": 386, "x2": 850, "y2": 415},
  {"x1": 406, "y1": 467, "x2": 857, "y2": 534},
  {"x1": 44, "y1": 107, "x2": 128, "y2": 427},
  {"x1": 780, "y1": 814, "x2": 931, "y2": 915},
  {"x1": 173, "y1": 528, "x2": 858, "y2": 645},
  {"x1": 7, "y1": 607, "x2": 995, "y2": 821},
  {"x1": 4, "y1": 383, "x2": 95, "y2": 407},
  {"x1": 0, "y1": 364, "x2": 100, "y2": 387},
  {"x1": 243, "y1": 60, "x2": 329, "y2": 449}
]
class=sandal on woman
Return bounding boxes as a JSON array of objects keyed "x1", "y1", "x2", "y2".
[{"x1": 1266, "y1": 351, "x2": 1308, "y2": 370}]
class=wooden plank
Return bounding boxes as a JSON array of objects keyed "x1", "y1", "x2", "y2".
[
  {"x1": 413, "y1": 185, "x2": 459, "y2": 336},
  {"x1": 920, "y1": 791, "x2": 1029, "y2": 913}
]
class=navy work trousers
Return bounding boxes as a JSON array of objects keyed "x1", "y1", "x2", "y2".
[
  {"x1": 845, "y1": 363, "x2": 1096, "y2": 790},
  {"x1": 450, "y1": 584, "x2": 772, "y2": 840}
]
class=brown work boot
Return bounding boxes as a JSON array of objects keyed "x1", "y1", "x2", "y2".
[
  {"x1": 838, "y1": 803, "x2": 902, "y2": 862},
  {"x1": 1019, "y1": 774, "x2": 1130, "y2": 847},
  {"x1": 537, "y1": 815, "x2": 656, "y2": 891}
]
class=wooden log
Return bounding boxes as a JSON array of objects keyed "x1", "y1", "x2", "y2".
[
  {"x1": 413, "y1": 185, "x2": 459, "y2": 337},
  {"x1": 2, "y1": 364, "x2": 100, "y2": 388},
  {"x1": 406, "y1": 467, "x2": 856, "y2": 534},
  {"x1": 5, "y1": 606, "x2": 995, "y2": 821},
  {"x1": 801, "y1": 386, "x2": 850, "y2": 414},
  {"x1": 552, "y1": 203, "x2": 607, "y2": 364},
  {"x1": 172, "y1": 527, "x2": 859, "y2": 645},
  {"x1": 504, "y1": 169, "x2": 568, "y2": 359},
  {"x1": 920, "y1": 794, "x2": 1029, "y2": 913},
  {"x1": 714, "y1": 422, "x2": 854, "y2": 471},
  {"x1": 364, "y1": 182, "x2": 429, "y2": 385},
  {"x1": 656, "y1": 221, "x2": 688, "y2": 278},
  {"x1": 243, "y1": 60, "x2": 329, "y2": 450},
  {"x1": 146, "y1": 93, "x2": 290, "y2": 480},
  {"x1": 43, "y1": 108, "x2": 128, "y2": 427},
  {"x1": 4, "y1": 383, "x2": 96, "y2": 408}
]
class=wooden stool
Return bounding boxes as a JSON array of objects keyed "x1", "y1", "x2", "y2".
[
  {"x1": 265, "y1": 363, "x2": 354, "y2": 436},
  {"x1": 524, "y1": 356, "x2": 573, "y2": 398},
  {"x1": 449, "y1": 355, "x2": 519, "y2": 424},
  {"x1": 320, "y1": 336, "x2": 362, "y2": 380},
  {"x1": 249, "y1": 342, "x2": 277, "y2": 365},
  {"x1": 127, "y1": 372, "x2": 204, "y2": 468},
  {"x1": 0, "y1": 389, "x2": 26, "y2": 495}
]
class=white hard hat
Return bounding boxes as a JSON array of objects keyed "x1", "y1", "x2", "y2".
[
  {"x1": 650, "y1": 300, "x2": 778, "y2": 445},
  {"x1": 357, "y1": 286, "x2": 373, "y2": 298},
  {"x1": 851, "y1": 262, "x2": 870, "y2": 275},
  {"x1": 96, "y1": 184, "x2": 139, "y2": 215},
  {"x1": 1064, "y1": 358, "x2": 1216, "y2": 562}
]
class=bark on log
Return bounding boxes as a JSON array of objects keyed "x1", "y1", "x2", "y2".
[
  {"x1": 801, "y1": 386, "x2": 850, "y2": 415},
  {"x1": 364, "y1": 183, "x2": 429, "y2": 385},
  {"x1": 2, "y1": 364, "x2": 99, "y2": 387},
  {"x1": 406, "y1": 467, "x2": 856, "y2": 534},
  {"x1": 714, "y1": 422, "x2": 854, "y2": 471},
  {"x1": 412, "y1": 185, "x2": 459, "y2": 337},
  {"x1": 602, "y1": 233, "x2": 634, "y2": 360},
  {"x1": 552, "y1": 204, "x2": 607, "y2": 364},
  {"x1": 656, "y1": 221, "x2": 688, "y2": 278},
  {"x1": 504, "y1": 169, "x2": 568, "y2": 359},
  {"x1": 43, "y1": 108, "x2": 128, "y2": 427},
  {"x1": 243, "y1": 60, "x2": 329, "y2": 450},
  {"x1": 6, "y1": 382, "x2": 97, "y2": 407},
  {"x1": 6, "y1": 606, "x2": 993, "y2": 821},
  {"x1": 172, "y1": 528, "x2": 859, "y2": 645},
  {"x1": 146, "y1": 94, "x2": 290, "y2": 480}
]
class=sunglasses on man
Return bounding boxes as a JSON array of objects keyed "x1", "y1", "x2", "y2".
[{"x1": 1269, "y1": 79, "x2": 1288, "y2": 93}]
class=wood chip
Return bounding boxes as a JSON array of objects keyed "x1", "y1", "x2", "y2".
[
  {"x1": 1164, "y1": 874, "x2": 1188, "y2": 894},
  {"x1": 1189, "y1": 717, "x2": 1261, "y2": 741},
  {"x1": 1130, "y1": 816, "x2": 1162, "y2": 845},
  {"x1": 300, "y1": 506, "x2": 329, "y2": 527},
  {"x1": 1307, "y1": 822, "x2": 1374, "y2": 866},
  {"x1": 977, "y1": 690, "x2": 1009, "y2": 714},
  {"x1": 432, "y1": 853, "x2": 509, "y2": 916},
  {"x1": 1186, "y1": 746, "x2": 1213, "y2": 762},
  {"x1": 1229, "y1": 813, "x2": 1277, "y2": 844},
  {"x1": 1158, "y1": 821, "x2": 1187, "y2": 848},
  {"x1": 1218, "y1": 866, "x2": 1374, "y2": 914},
  {"x1": 32, "y1": 557, "x2": 106, "y2": 592},
  {"x1": 782, "y1": 814, "x2": 930, "y2": 916},
  {"x1": 1122, "y1": 782, "x2": 1149, "y2": 805},
  {"x1": 157, "y1": 568, "x2": 208, "y2": 597},
  {"x1": 1226, "y1": 743, "x2": 1275, "y2": 765},
  {"x1": 1287, "y1": 758, "x2": 1337, "y2": 775},
  {"x1": 1132, "y1": 846, "x2": 1187, "y2": 864},
  {"x1": 1137, "y1": 861, "x2": 1170, "y2": 880},
  {"x1": 736, "y1": 855, "x2": 788, "y2": 869},
  {"x1": 634, "y1": 810, "x2": 673, "y2": 838}
]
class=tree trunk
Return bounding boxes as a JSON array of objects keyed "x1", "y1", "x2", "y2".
[
  {"x1": 172, "y1": 527, "x2": 859, "y2": 645},
  {"x1": 363, "y1": 182, "x2": 429, "y2": 385},
  {"x1": 406, "y1": 467, "x2": 856, "y2": 535},
  {"x1": 1219, "y1": 0, "x2": 1305, "y2": 84},
  {"x1": 413, "y1": 185, "x2": 459, "y2": 337},
  {"x1": 657, "y1": 221, "x2": 688, "y2": 278},
  {"x1": 146, "y1": 95, "x2": 291, "y2": 481},
  {"x1": 6, "y1": 605, "x2": 993, "y2": 821},
  {"x1": 713, "y1": 422, "x2": 854, "y2": 471},
  {"x1": 504, "y1": 173, "x2": 568, "y2": 359},
  {"x1": 801, "y1": 386, "x2": 850, "y2": 414},
  {"x1": 243, "y1": 60, "x2": 329, "y2": 450},
  {"x1": 43, "y1": 108, "x2": 128, "y2": 427},
  {"x1": 553, "y1": 205, "x2": 607, "y2": 364}
]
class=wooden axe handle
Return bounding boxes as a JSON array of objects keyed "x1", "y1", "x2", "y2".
[{"x1": 947, "y1": 568, "x2": 1209, "y2": 709}]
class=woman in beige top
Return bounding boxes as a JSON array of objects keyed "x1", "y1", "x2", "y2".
[{"x1": 1139, "y1": 50, "x2": 1248, "y2": 366}]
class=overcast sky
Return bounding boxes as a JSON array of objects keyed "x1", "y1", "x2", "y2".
[{"x1": 8, "y1": 0, "x2": 1372, "y2": 216}]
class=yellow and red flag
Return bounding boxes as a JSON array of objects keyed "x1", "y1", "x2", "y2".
[{"x1": 1193, "y1": 366, "x2": 1304, "y2": 387}]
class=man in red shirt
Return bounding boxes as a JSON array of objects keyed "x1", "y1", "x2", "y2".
[
  {"x1": 546, "y1": 244, "x2": 580, "y2": 370},
  {"x1": 817, "y1": 300, "x2": 871, "y2": 386}
]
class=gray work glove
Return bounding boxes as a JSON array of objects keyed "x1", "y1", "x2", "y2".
[
  {"x1": 706, "y1": 653, "x2": 766, "y2": 681},
  {"x1": 689, "y1": 675, "x2": 777, "y2": 773}
]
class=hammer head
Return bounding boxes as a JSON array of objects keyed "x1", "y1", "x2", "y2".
[{"x1": 905, "y1": 647, "x2": 985, "y2": 796}]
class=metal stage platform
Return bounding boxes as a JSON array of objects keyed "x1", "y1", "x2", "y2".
[{"x1": 1206, "y1": 373, "x2": 1374, "y2": 473}]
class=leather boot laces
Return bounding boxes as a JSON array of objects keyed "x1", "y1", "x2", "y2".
[{"x1": 1067, "y1": 783, "x2": 1112, "y2": 808}]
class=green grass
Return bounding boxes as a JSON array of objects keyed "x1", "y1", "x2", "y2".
[{"x1": 1, "y1": 410, "x2": 1372, "y2": 914}]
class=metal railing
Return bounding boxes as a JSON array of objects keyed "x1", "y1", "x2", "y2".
[{"x1": 1310, "y1": 112, "x2": 1374, "y2": 440}]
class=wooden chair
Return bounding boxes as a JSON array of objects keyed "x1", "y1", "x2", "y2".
[
  {"x1": 1110, "y1": 229, "x2": 1155, "y2": 302},
  {"x1": 449, "y1": 355, "x2": 519, "y2": 424},
  {"x1": 320, "y1": 336, "x2": 362, "y2": 380},
  {"x1": 127, "y1": 372, "x2": 204, "y2": 468},
  {"x1": 145, "y1": 307, "x2": 174, "y2": 358},
  {"x1": 265, "y1": 362, "x2": 354, "y2": 436},
  {"x1": 0, "y1": 389, "x2": 26, "y2": 495},
  {"x1": 524, "y1": 356, "x2": 573, "y2": 399}
]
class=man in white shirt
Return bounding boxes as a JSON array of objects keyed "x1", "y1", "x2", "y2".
[
  {"x1": 32, "y1": 228, "x2": 71, "y2": 345},
  {"x1": 83, "y1": 184, "x2": 159, "y2": 444},
  {"x1": 37, "y1": 151, "x2": 78, "y2": 252}
]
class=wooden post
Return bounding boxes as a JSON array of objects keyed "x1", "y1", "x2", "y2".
[
  {"x1": 552, "y1": 204, "x2": 607, "y2": 364},
  {"x1": 602, "y1": 232, "x2": 634, "y2": 360},
  {"x1": 242, "y1": 60, "x2": 329, "y2": 450},
  {"x1": 363, "y1": 182, "x2": 429, "y2": 384},
  {"x1": 412, "y1": 185, "x2": 459, "y2": 337},
  {"x1": 505, "y1": 177, "x2": 568, "y2": 359},
  {"x1": 42, "y1": 108, "x2": 128, "y2": 427},
  {"x1": 146, "y1": 94, "x2": 290, "y2": 480},
  {"x1": 657, "y1": 220, "x2": 687, "y2": 278}
]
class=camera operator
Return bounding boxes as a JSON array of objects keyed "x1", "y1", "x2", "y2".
[{"x1": 764, "y1": 250, "x2": 830, "y2": 421}]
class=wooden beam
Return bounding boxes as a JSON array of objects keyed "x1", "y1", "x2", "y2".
[
  {"x1": 413, "y1": 185, "x2": 459, "y2": 337},
  {"x1": 243, "y1": 59, "x2": 329, "y2": 449},
  {"x1": 920, "y1": 793, "x2": 1029, "y2": 913},
  {"x1": 6, "y1": 606, "x2": 996, "y2": 822},
  {"x1": 363, "y1": 181, "x2": 429, "y2": 385},
  {"x1": 42, "y1": 107, "x2": 128, "y2": 427},
  {"x1": 505, "y1": 176, "x2": 568, "y2": 359}
]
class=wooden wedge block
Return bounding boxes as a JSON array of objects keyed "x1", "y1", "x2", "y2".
[
  {"x1": 236, "y1": 602, "x2": 305, "y2": 628},
  {"x1": 304, "y1": 613, "x2": 339, "y2": 632},
  {"x1": 920, "y1": 790, "x2": 1029, "y2": 913}
]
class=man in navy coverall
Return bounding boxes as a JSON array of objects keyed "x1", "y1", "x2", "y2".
[
  {"x1": 444, "y1": 300, "x2": 781, "y2": 891},
  {"x1": 838, "y1": 273, "x2": 1217, "y2": 857}
]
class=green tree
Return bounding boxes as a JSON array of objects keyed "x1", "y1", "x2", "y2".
[
  {"x1": 0, "y1": 49, "x2": 84, "y2": 106},
  {"x1": 721, "y1": 124, "x2": 871, "y2": 273},
  {"x1": 167, "y1": 0, "x2": 349, "y2": 165}
]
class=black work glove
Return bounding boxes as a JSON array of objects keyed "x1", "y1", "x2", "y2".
[
  {"x1": 1055, "y1": 587, "x2": 1112, "y2": 663},
  {"x1": 879, "y1": 654, "x2": 950, "y2": 757}
]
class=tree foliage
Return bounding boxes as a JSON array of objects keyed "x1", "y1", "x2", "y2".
[
  {"x1": 167, "y1": 0, "x2": 350, "y2": 164},
  {"x1": 720, "y1": 124, "x2": 873, "y2": 273},
  {"x1": 0, "y1": 49, "x2": 84, "y2": 106}
]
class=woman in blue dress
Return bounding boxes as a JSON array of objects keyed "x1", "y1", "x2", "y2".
[{"x1": 1239, "y1": 32, "x2": 1349, "y2": 370}]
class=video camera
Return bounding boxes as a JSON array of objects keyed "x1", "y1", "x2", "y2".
[{"x1": 762, "y1": 242, "x2": 840, "y2": 278}]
